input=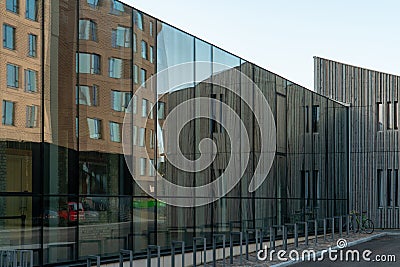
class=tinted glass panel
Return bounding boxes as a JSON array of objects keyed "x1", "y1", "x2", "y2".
[
  {"x1": 3, "y1": 24, "x2": 15, "y2": 50},
  {"x1": 26, "y1": 0, "x2": 38, "y2": 20},
  {"x1": 6, "y1": 0, "x2": 19, "y2": 13}
]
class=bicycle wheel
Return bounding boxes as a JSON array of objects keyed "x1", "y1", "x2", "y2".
[
  {"x1": 362, "y1": 219, "x2": 374, "y2": 234},
  {"x1": 345, "y1": 220, "x2": 359, "y2": 233}
]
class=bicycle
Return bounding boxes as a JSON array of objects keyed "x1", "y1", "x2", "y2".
[{"x1": 349, "y1": 210, "x2": 374, "y2": 234}]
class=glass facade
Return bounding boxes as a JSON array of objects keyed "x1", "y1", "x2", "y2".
[{"x1": 0, "y1": 0, "x2": 349, "y2": 265}]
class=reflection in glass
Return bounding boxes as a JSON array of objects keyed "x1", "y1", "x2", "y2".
[
  {"x1": 26, "y1": 0, "x2": 38, "y2": 21},
  {"x1": 28, "y1": 34, "x2": 37, "y2": 57},
  {"x1": 79, "y1": 19, "x2": 97, "y2": 41},
  {"x1": 3, "y1": 24, "x2": 15, "y2": 50},
  {"x1": 2, "y1": 101, "x2": 14, "y2": 126},
  {"x1": 0, "y1": 0, "x2": 350, "y2": 264},
  {"x1": 26, "y1": 105, "x2": 38, "y2": 128},
  {"x1": 6, "y1": 0, "x2": 18, "y2": 13},
  {"x1": 87, "y1": 118, "x2": 102, "y2": 139},
  {"x1": 112, "y1": 26, "x2": 131, "y2": 48},
  {"x1": 25, "y1": 69, "x2": 37, "y2": 92},
  {"x1": 6, "y1": 63, "x2": 19, "y2": 88}
]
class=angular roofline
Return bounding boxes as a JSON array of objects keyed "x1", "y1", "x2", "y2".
[
  {"x1": 118, "y1": 1, "x2": 348, "y2": 106},
  {"x1": 314, "y1": 56, "x2": 400, "y2": 78}
]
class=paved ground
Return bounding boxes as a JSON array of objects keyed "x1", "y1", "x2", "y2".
[
  {"x1": 206, "y1": 232, "x2": 400, "y2": 266},
  {"x1": 293, "y1": 234, "x2": 400, "y2": 267}
]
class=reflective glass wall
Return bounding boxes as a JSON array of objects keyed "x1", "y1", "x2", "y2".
[{"x1": 0, "y1": 0, "x2": 348, "y2": 265}]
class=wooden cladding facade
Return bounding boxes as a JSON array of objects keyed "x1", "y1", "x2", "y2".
[{"x1": 315, "y1": 57, "x2": 400, "y2": 228}]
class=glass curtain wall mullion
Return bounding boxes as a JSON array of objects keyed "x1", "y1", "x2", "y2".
[
  {"x1": 192, "y1": 38, "x2": 196, "y2": 237},
  {"x1": 274, "y1": 74, "x2": 278, "y2": 224},
  {"x1": 39, "y1": 0, "x2": 45, "y2": 265},
  {"x1": 130, "y1": 7, "x2": 135, "y2": 250},
  {"x1": 210, "y1": 46, "x2": 214, "y2": 239},
  {"x1": 153, "y1": 17, "x2": 158, "y2": 248},
  {"x1": 75, "y1": 0, "x2": 80, "y2": 262},
  {"x1": 251, "y1": 63, "x2": 256, "y2": 229},
  {"x1": 238, "y1": 58, "x2": 243, "y2": 232}
]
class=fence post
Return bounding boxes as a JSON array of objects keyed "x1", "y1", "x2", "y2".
[
  {"x1": 86, "y1": 255, "x2": 100, "y2": 267},
  {"x1": 230, "y1": 232, "x2": 242, "y2": 265},
  {"x1": 171, "y1": 241, "x2": 185, "y2": 267},
  {"x1": 212, "y1": 234, "x2": 225, "y2": 267},
  {"x1": 147, "y1": 245, "x2": 161, "y2": 267},
  {"x1": 282, "y1": 226, "x2": 287, "y2": 250},
  {"x1": 119, "y1": 249, "x2": 133, "y2": 267},
  {"x1": 245, "y1": 229, "x2": 261, "y2": 260},
  {"x1": 193, "y1": 237, "x2": 206, "y2": 267},
  {"x1": 269, "y1": 226, "x2": 275, "y2": 250}
]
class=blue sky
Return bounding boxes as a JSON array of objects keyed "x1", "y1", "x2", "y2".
[{"x1": 123, "y1": 0, "x2": 400, "y2": 90}]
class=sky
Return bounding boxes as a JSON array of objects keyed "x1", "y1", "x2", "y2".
[{"x1": 122, "y1": 0, "x2": 400, "y2": 90}]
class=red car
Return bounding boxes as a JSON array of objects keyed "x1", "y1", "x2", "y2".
[{"x1": 59, "y1": 202, "x2": 85, "y2": 224}]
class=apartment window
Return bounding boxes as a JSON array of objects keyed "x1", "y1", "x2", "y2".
[
  {"x1": 87, "y1": 118, "x2": 102, "y2": 139},
  {"x1": 133, "y1": 65, "x2": 138, "y2": 84},
  {"x1": 395, "y1": 169, "x2": 399, "y2": 207},
  {"x1": 149, "y1": 102, "x2": 154, "y2": 119},
  {"x1": 149, "y1": 159, "x2": 155, "y2": 176},
  {"x1": 142, "y1": 99, "x2": 148, "y2": 117},
  {"x1": 395, "y1": 101, "x2": 398, "y2": 130},
  {"x1": 7, "y1": 64, "x2": 19, "y2": 88},
  {"x1": 140, "y1": 158, "x2": 146, "y2": 176},
  {"x1": 6, "y1": 0, "x2": 18, "y2": 13},
  {"x1": 139, "y1": 128, "x2": 145, "y2": 147},
  {"x1": 108, "y1": 58, "x2": 123, "y2": 78},
  {"x1": 79, "y1": 19, "x2": 97, "y2": 41},
  {"x1": 133, "y1": 33, "x2": 137, "y2": 52},
  {"x1": 109, "y1": 122, "x2": 121, "y2": 142},
  {"x1": 132, "y1": 126, "x2": 137, "y2": 145},
  {"x1": 28, "y1": 34, "x2": 37, "y2": 57},
  {"x1": 141, "y1": 40, "x2": 147, "y2": 59},
  {"x1": 149, "y1": 129, "x2": 154, "y2": 148},
  {"x1": 387, "y1": 169, "x2": 393, "y2": 207},
  {"x1": 76, "y1": 53, "x2": 100, "y2": 74},
  {"x1": 378, "y1": 169, "x2": 384, "y2": 207},
  {"x1": 26, "y1": 0, "x2": 38, "y2": 21},
  {"x1": 312, "y1": 105, "x2": 320, "y2": 133},
  {"x1": 377, "y1": 102, "x2": 384, "y2": 131},
  {"x1": 387, "y1": 102, "x2": 393, "y2": 130},
  {"x1": 112, "y1": 26, "x2": 131, "y2": 48},
  {"x1": 111, "y1": 91, "x2": 132, "y2": 111},
  {"x1": 305, "y1": 105, "x2": 309, "y2": 133},
  {"x1": 26, "y1": 105, "x2": 37, "y2": 128},
  {"x1": 149, "y1": 21, "x2": 153, "y2": 36},
  {"x1": 87, "y1": 0, "x2": 99, "y2": 8},
  {"x1": 2, "y1": 101, "x2": 14, "y2": 126},
  {"x1": 111, "y1": 0, "x2": 124, "y2": 14},
  {"x1": 158, "y1": 102, "x2": 165, "y2": 119},
  {"x1": 76, "y1": 85, "x2": 98, "y2": 106},
  {"x1": 149, "y1": 46, "x2": 154, "y2": 63},
  {"x1": 140, "y1": 68, "x2": 147, "y2": 87},
  {"x1": 135, "y1": 11, "x2": 144, "y2": 31},
  {"x1": 3, "y1": 24, "x2": 15, "y2": 50},
  {"x1": 25, "y1": 69, "x2": 37, "y2": 92}
]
